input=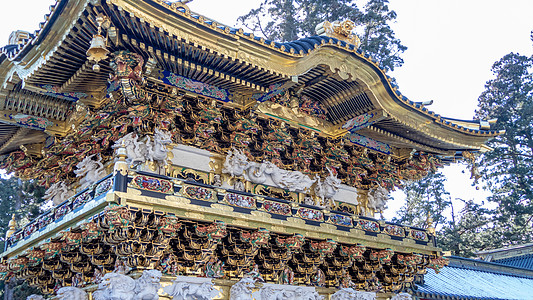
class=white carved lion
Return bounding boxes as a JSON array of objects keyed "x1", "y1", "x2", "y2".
[
  {"x1": 367, "y1": 186, "x2": 389, "y2": 213},
  {"x1": 390, "y1": 293, "x2": 412, "y2": 300},
  {"x1": 43, "y1": 181, "x2": 74, "y2": 205},
  {"x1": 26, "y1": 295, "x2": 45, "y2": 300},
  {"x1": 230, "y1": 276, "x2": 256, "y2": 300},
  {"x1": 147, "y1": 128, "x2": 172, "y2": 164},
  {"x1": 260, "y1": 286, "x2": 293, "y2": 300},
  {"x1": 92, "y1": 272, "x2": 136, "y2": 300},
  {"x1": 134, "y1": 269, "x2": 162, "y2": 300},
  {"x1": 74, "y1": 154, "x2": 106, "y2": 190},
  {"x1": 294, "y1": 287, "x2": 324, "y2": 300},
  {"x1": 331, "y1": 288, "x2": 376, "y2": 300},
  {"x1": 163, "y1": 280, "x2": 219, "y2": 300},
  {"x1": 113, "y1": 132, "x2": 148, "y2": 165},
  {"x1": 56, "y1": 286, "x2": 88, "y2": 300}
]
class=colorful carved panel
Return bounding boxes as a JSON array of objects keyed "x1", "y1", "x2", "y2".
[
  {"x1": 160, "y1": 70, "x2": 231, "y2": 102},
  {"x1": 297, "y1": 207, "x2": 324, "y2": 222},
  {"x1": 261, "y1": 200, "x2": 292, "y2": 216},
  {"x1": 131, "y1": 175, "x2": 173, "y2": 194},
  {"x1": 358, "y1": 219, "x2": 381, "y2": 232},
  {"x1": 224, "y1": 193, "x2": 256, "y2": 209},
  {"x1": 182, "y1": 185, "x2": 215, "y2": 201}
]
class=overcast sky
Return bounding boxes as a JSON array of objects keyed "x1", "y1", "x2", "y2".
[{"x1": 1, "y1": 0, "x2": 532, "y2": 220}]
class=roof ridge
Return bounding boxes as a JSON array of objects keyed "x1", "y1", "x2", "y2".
[{"x1": 448, "y1": 256, "x2": 533, "y2": 279}]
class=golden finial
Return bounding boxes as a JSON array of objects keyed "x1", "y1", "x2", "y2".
[
  {"x1": 315, "y1": 20, "x2": 360, "y2": 48},
  {"x1": 426, "y1": 217, "x2": 436, "y2": 236},
  {"x1": 6, "y1": 214, "x2": 17, "y2": 238}
]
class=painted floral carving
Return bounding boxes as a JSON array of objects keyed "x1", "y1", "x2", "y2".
[
  {"x1": 298, "y1": 207, "x2": 324, "y2": 222},
  {"x1": 328, "y1": 214, "x2": 353, "y2": 227},
  {"x1": 384, "y1": 224, "x2": 405, "y2": 237},
  {"x1": 164, "y1": 71, "x2": 230, "y2": 101},
  {"x1": 262, "y1": 200, "x2": 292, "y2": 216},
  {"x1": 410, "y1": 229, "x2": 428, "y2": 241},
  {"x1": 225, "y1": 193, "x2": 256, "y2": 208},
  {"x1": 344, "y1": 132, "x2": 392, "y2": 155},
  {"x1": 72, "y1": 191, "x2": 92, "y2": 210},
  {"x1": 95, "y1": 177, "x2": 113, "y2": 197},
  {"x1": 342, "y1": 112, "x2": 375, "y2": 131},
  {"x1": 359, "y1": 220, "x2": 380, "y2": 232},
  {"x1": 9, "y1": 114, "x2": 54, "y2": 130},
  {"x1": 183, "y1": 186, "x2": 214, "y2": 201}
]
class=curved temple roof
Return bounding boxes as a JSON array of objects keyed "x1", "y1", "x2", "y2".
[
  {"x1": 0, "y1": 0, "x2": 500, "y2": 161},
  {"x1": 416, "y1": 256, "x2": 533, "y2": 300}
]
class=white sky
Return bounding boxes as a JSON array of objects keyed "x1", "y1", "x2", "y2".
[{"x1": 1, "y1": 0, "x2": 532, "y2": 221}]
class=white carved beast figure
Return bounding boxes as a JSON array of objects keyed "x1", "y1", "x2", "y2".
[
  {"x1": 56, "y1": 286, "x2": 88, "y2": 300},
  {"x1": 294, "y1": 287, "x2": 324, "y2": 300},
  {"x1": 390, "y1": 293, "x2": 412, "y2": 300},
  {"x1": 331, "y1": 288, "x2": 376, "y2": 300},
  {"x1": 163, "y1": 280, "x2": 220, "y2": 300},
  {"x1": 314, "y1": 167, "x2": 341, "y2": 205},
  {"x1": 92, "y1": 272, "x2": 136, "y2": 300},
  {"x1": 26, "y1": 295, "x2": 45, "y2": 300},
  {"x1": 147, "y1": 128, "x2": 172, "y2": 164},
  {"x1": 367, "y1": 186, "x2": 389, "y2": 213},
  {"x1": 74, "y1": 154, "x2": 106, "y2": 190},
  {"x1": 134, "y1": 269, "x2": 162, "y2": 300},
  {"x1": 260, "y1": 286, "x2": 294, "y2": 300},
  {"x1": 262, "y1": 161, "x2": 316, "y2": 192},
  {"x1": 230, "y1": 276, "x2": 256, "y2": 300},
  {"x1": 113, "y1": 132, "x2": 147, "y2": 165},
  {"x1": 223, "y1": 148, "x2": 249, "y2": 177},
  {"x1": 223, "y1": 148, "x2": 316, "y2": 192},
  {"x1": 43, "y1": 181, "x2": 74, "y2": 205}
]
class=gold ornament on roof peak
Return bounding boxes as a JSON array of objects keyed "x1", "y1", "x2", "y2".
[{"x1": 315, "y1": 20, "x2": 361, "y2": 48}]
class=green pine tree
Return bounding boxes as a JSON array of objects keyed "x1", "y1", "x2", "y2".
[
  {"x1": 0, "y1": 177, "x2": 45, "y2": 299},
  {"x1": 237, "y1": 0, "x2": 406, "y2": 71},
  {"x1": 475, "y1": 51, "x2": 533, "y2": 248},
  {"x1": 392, "y1": 171, "x2": 451, "y2": 229},
  {"x1": 438, "y1": 199, "x2": 492, "y2": 257}
]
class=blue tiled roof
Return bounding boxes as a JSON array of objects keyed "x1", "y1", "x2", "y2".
[
  {"x1": 416, "y1": 259, "x2": 533, "y2": 300},
  {"x1": 494, "y1": 254, "x2": 533, "y2": 271}
]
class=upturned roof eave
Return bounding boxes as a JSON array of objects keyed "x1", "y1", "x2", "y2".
[{"x1": 0, "y1": 0, "x2": 500, "y2": 149}]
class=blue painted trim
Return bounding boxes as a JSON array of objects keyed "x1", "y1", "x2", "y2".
[{"x1": 344, "y1": 132, "x2": 392, "y2": 155}]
